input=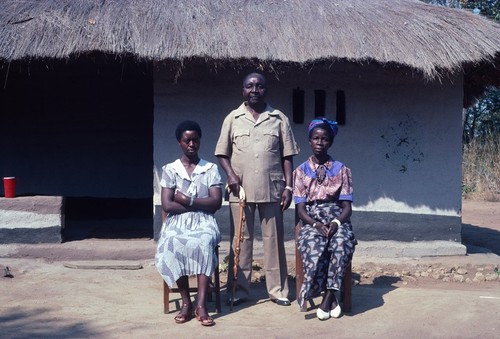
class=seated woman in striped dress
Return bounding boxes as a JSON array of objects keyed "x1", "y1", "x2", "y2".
[{"x1": 155, "y1": 120, "x2": 222, "y2": 327}]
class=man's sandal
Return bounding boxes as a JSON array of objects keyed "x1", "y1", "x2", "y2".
[
  {"x1": 195, "y1": 306, "x2": 215, "y2": 327},
  {"x1": 174, "y1": 303, "x2": 192, "y2": 324}
]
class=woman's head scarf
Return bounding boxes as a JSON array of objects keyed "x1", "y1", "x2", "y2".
[{"x1": 307, "y1": 118, "x2": 338, "y2": 139}]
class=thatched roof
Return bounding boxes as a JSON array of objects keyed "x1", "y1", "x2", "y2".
[{"x1": 1, "y1": 0, "x2": 500, "y2": 81}]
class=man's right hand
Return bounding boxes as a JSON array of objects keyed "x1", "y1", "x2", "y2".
[
  {"x1": 217, "y1": 155, "x2": 241, "y2": 199},
  {"x1": 227, "y1": 174, "x2": 241, "y2": 198}
]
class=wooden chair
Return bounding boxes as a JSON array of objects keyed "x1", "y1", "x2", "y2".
[
  {"x1": 162, "y1": 246, "x2": 222, "y2": 314},
  {"x1": 161, "y1": 210, "x2": 222, "y2": 314},
  {"x1": 295, "y1": 210, "x2": 352, "y2": 313}
]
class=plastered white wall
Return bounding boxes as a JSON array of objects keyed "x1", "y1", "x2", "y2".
[{"x1": 153, "y1": 64, "x2": 463, "y2": 218}]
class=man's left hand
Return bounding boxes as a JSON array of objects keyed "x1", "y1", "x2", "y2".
[{"x1": 280, "y1": 189, "x2": 292, "y2": 211}]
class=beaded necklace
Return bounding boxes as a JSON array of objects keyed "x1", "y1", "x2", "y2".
[
  {"x1": 316, "y1": 164, "x2": 328, "y2": 185},
  {"x1": 312, "y1": 156, "x2": 331, "y2": 186}
]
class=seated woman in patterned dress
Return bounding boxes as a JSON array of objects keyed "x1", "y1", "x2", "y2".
[
  {"x1": 293, "y1": 118, "x2": 357, "y2": 320},
  {"x1": 155, "y1": 120, "x2": 222, "y2": 327}
]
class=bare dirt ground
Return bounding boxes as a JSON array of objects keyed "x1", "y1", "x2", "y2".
[
  {"x1": 243, "y1": 199, "x2": 500, "y2": 292},
  {"x1": 346, "y1": 199, "x2": 500, "y2": 289},
  {"x1": 0, "y1": 199, "x2": 499, "y2": 338}
]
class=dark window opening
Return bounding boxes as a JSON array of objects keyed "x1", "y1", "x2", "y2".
[
  {"x1": 336, "y1": 90, "x2": 346, "y2": 125},
  {"x1": 292, "y1": 88, "x2": 305, "y2": 124},
  {"x1": 314, "y1": 90, "x2": 326, "y2": 117}
]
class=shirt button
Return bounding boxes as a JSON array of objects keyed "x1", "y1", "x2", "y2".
[
  {"x1": 255, "y1": 154, "x2": 259, "y2": 158},
  {"x1": 255, "y1": 138, "x2": 259, "y2": 142},
  {"x1": 255, "y1": 170, "x2": 259, "y2": 173}
]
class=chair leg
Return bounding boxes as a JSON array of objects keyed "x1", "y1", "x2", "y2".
[
  {"x1": 214, "y1": 263, "x2": 221, "y2": 313},
  {"x1": 199, "y1": 246, "x2": 221, "y2": 313},
  {"x1": 295, "y1": 211, "x2": 307, "y2": 312},
  {"x1": 213, "y1": 245, "x2": 222, "y2": 313},
  {"x1": 295, "y1": 247, "x2": 307, "y2": 312},
  {"x1": 341, "y1": 262, "x2": 352, "y2": 313},
  {"x1": 163, "y1": 280, "x2": 170, "y2": 314}
]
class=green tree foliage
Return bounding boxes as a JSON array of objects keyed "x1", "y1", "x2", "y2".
[
  {"x1": 422, "y1": 0, "x2": 500, "y2": 143},
  {"x1": 463, "y1": 87, "x2": 500, "y2": 143},
  {"x1": 421, "y1": 0, "x2": 500, "y2": 19},
  {"x1": 461, "y1": 0, "x2": 500, "y2": 20}
]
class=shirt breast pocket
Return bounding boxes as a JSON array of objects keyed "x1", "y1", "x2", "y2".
[
  {"x1": 264, "y1": 130, "x2": 280, "y2": 152},
  {"x1": 234, "y1": 129, "x2": 251, "y2": 151}
]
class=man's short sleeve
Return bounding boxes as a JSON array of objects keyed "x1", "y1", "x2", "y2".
[
  {"x1": 281, "y1": 115, "x2": 300, "y2": 157},
  {"x1": 214, "y1": 114, "x2": 233, "y2": 157}
]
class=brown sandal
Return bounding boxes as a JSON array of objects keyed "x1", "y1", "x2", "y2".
[
  {"x1": 194, "y1": 306, "x2": 215, "y2": 327},
  {"x1": 174, "y1": 303, "x2": 192, "y2": 324}
]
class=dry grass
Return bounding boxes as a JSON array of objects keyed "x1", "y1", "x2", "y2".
[{"x1": 462, "y1": 136, "x2": 500, "y2": 201}]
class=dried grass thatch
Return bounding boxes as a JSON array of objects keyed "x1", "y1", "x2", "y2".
[{"x1": 1, "y1": 0, "x2": 499, "y2": 81}]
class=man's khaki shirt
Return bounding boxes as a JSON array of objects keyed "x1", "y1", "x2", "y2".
[{"x1": 215, "y1": 102, "x2": 300, "y2": 203}]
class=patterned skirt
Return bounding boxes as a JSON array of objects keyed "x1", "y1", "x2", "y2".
[
  {"x1": 296, "y1": 201, "x2": 357, "y2": 310},
  {"x1": 155, "y1": 210, "x2": 221, "y2": 288}
]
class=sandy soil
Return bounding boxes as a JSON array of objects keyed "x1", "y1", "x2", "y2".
[
  {"x1": 461, "y1": 199, "x2": 499, "y2": 231},
  {"x1": 348, "y1": 199, "x2": 499, "y2": 289},
  {"x1": 0, "y1": 199, "x2": 498, "y2": 338}
]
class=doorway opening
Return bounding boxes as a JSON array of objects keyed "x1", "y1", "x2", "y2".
[{"x1": 62, "y1": 197, "x2": 153, "y2": 241}]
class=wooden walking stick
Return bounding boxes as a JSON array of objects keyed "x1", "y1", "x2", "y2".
[{"x1": 230, "y1": 185, "x2": 246, "y2": 310}]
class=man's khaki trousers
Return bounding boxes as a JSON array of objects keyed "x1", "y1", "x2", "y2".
[{"x1": 228, "y1": 201, "x2": 289, "y2": 300}]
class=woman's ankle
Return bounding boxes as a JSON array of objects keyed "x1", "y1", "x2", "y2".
[
  {"x1": 181, "y1": 299, "x2": 192, "y2": 307},
  {"x1": 196, "y1": 304, "x2": 208, "y2": 315},
  {"x1": 321, "y1": 290, "x2": 337, "y2": 310}
]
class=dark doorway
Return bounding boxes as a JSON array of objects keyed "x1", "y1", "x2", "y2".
[
  {"x1": 0, "y1": 54, "x2": 154, "y2": 240},
  {"x1": 63, "y1": 197, "x2": 153, "y2": 241}
]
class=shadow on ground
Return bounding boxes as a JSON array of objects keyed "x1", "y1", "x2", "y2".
[
  {"x1": 0, "y1": 307, "x2": 101, "y2": 338},
  {"x1": 167, "y1": 273, "x2": 402, "y2": 320},
  {"x1": 462, "y1": 223, "x2": 500, "y2": 255}
]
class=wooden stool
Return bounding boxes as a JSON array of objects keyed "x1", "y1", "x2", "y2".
[
  {"x1": 295, "y1": 210, "x2": 352, "y2": 312},
  {"x1": 163, "y1": 245, "x2": 222, "y2": 314}
]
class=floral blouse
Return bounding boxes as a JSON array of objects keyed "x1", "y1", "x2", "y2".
[{"x1": 293, "y1": 156, "x2": 353, "y2": 205}]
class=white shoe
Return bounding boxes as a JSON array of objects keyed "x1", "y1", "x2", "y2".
[
  {"x1": 330, "y1": 304, "x2": 342, "y2": 318},
  {"x1": 316, "y1": 307, "x2": 331, "y2": 320}
]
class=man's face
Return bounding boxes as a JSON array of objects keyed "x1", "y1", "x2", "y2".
[{"x1": 242, "y1": 75, "x2": 267, "y2": 105}]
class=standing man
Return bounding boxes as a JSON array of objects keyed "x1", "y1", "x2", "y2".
[{"x1": 215, "y1": 72, "x2": 300, "y2": 306}]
